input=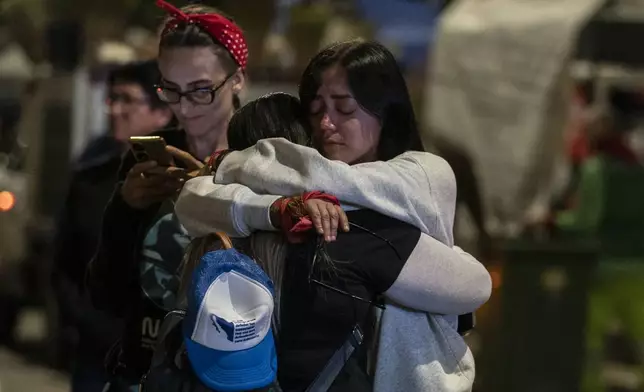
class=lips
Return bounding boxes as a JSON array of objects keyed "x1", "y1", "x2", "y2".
[
  {"x1": 179, "y1": 115, "x2": 206, "y2": 126},
  {"x1": 322, "y1": 137, "x2": 343, "y2": 145},
  {"x1": 183, "y1": 115, "x2": 204, "y2": 121}
]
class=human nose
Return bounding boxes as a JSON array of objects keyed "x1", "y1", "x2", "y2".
[
  {"x1": 319, "y1": 113, "x2": 337, "y2": 133},
  {"x1": 108, "y1": 100, "x2": 125, "y2": 116},
  {"x1": 177, "y1": 97, "x2": 193, "y2": 116}
]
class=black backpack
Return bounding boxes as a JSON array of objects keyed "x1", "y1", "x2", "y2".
[{"x1": 139, "y1": 309, "x2": 211, "y2": 392}]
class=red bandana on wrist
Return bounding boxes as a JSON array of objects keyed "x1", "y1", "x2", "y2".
[
  {"x1": 280, "y1": 191, "x2": 341, "y2": 244},
  {"x1": 156, "y1": 0, "x2": 248, "y2": 70}
]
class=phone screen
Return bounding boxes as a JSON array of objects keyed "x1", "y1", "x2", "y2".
[
  {"x1": 131, "y1": 142, "x2": 151, "y2": 162},
  {"x1": 129, "y1": 137, "x2": 174, "y2": 166}
]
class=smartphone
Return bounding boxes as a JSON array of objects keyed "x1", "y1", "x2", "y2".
[{"x1": 129, "y1": 136, "x2": 174, "y2": 166}]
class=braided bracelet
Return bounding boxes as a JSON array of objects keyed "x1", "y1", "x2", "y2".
[{"x1": 205, "y1": 149, "x2": 233, "y2": 176}]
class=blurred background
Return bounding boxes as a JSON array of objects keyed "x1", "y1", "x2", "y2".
[{"x1": 2, "y1": 0, "x2": 644, "y2": 391}]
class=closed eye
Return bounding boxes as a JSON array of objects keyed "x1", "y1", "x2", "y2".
[
  {"x1": 337, "y1": 100, "x2": 357, "y2": 115},
  {"x1": 338, "y1": 107, "x2": 356, "y2": 115},
  {"x1": 309, "y1": 99, "x2": 324, "y2": 115}
]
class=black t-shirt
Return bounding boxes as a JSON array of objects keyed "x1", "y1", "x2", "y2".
[{"x1": 277, "y1": 209, "x2": 421, "y2": 391}]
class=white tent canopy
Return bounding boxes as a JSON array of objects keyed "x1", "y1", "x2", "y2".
[{"x1": 425, "y1": 0, "x2": 604, "y2": 236}]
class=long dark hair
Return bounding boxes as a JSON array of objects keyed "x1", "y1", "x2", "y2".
[
  {"x1": 158, "y1": 4, "x2": 242, "y2": 109},
  {"x1": 299, "y1": 39, "x2": 424, "y2": 160},
  {"x1": 227, "y1": 92, "x2": 311, "y2": 150}
]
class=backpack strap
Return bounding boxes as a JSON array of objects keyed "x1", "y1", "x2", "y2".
[
  {"x1": 149, "y1": 309, "x2": 187, "y2": 370},
  {"x1": 211, "y1": 231, "x2": 233, "y2": 250},
  {"x1": 364, "y1": 299, "x2": 383, "y2": 378},
  {"x1": 305, "y1": 324, "x2": 364, "y2": 392}
]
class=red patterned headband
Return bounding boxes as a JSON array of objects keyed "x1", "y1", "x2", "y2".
[{"x1": 156, "y1": 0, "x2": 248, "y2": 70}]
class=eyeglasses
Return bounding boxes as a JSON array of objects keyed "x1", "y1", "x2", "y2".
[
  {"x1": 309, "y1": 222, "x2": 401, "y2": 310},
  {"x1": 155, "y1": 73, "x2": 234, "y2": 105}
]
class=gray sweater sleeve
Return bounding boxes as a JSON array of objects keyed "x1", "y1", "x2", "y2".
[
  {"x1": 175, "y1": 138, "x2": 490, "y2": 314},
  {"x1": 177, "y1": 138, "x2": 456, "y2": 241},
  {"x1": 214, "y1": 138, "x2": 458, "y2": 243},
  {"x1": 175, "y1": 179, "x2": 280, "y2": 238},
  {"x1": 385, "y1": 238, "x2": 492, "y2": 315}
]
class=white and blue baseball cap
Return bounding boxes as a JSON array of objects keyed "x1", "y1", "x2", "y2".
[{"x1": 183, "y1": 248, "x2": 277, "y2": 391}]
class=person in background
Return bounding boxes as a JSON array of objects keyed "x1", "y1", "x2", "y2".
[
  {"x1": 552, "y1": 88, "x2": 639, "y2": 215},
  {"x1": 554, "y1": 107, "x2": 640, "y2": 232},
  {"x1": 51, "y1": 60, "x2": 173, "y2": 392},
  {"x1": 558, "y1": 106, "x2": 644, "y2": 392}
]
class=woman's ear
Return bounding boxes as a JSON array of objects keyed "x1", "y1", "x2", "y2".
[{"x1": 231, "y1": 69, "x2": 246, "y2": 95}]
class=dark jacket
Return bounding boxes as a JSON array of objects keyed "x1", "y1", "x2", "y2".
[
  {"x1": 51, "y1": 135, "x2": 126, "y2": 360},
  {"x1": 87, "y1": 129, "x2": 188, "y2": 378}
]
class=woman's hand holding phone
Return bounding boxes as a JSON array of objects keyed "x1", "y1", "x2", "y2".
[
  {"x1": 121, "y1": 161, "x2": 185, "y2": 209},
  {"x1": 144, "y1": 146, "x2": 204, "y2": 181},
  {"x1": 121, "y1": 146, "x2": 205, "y2": 209}
]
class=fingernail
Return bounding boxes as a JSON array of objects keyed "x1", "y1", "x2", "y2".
[
  {"x1": 344, "y1": 225, "x2": 350, "y2": 231},
  {"x1": 317, "y1": 226, "x2": 323, "y2": 234},
  {"x1": 331, "y1": 236, "x2": 336, "y2": 241},
  {"x1": 325, "y1": 236, "x2": 332, "y2": 242}
]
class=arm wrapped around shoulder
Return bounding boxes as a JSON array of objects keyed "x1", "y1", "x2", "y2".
[
  {"x1": 175, "y1": 176, "x2": 280, "y2": 238},
  {"x1": 385, "y1": 234, "x2": 492, "y2": 315}
]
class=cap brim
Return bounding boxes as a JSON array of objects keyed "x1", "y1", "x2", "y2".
[{"x1": 184, "y1": 330, "x2": 277, "y2": 392}]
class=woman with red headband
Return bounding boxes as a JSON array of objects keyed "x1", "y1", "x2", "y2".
[{"x1": 86, "y1": 1, "x2": 248, "y2": 391}]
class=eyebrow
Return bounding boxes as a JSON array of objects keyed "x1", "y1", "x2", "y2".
[
  {"x1": 314, "y1": 94, "x2": 353, "y2": 100},
  {"x1": 161, "y1": 78, "x2": 214, "y2": 88}
]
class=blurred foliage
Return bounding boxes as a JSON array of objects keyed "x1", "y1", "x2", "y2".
[
  {"x1": 1, "y1": 0, "x2": 48, "y2": 62},
  {"x1": 0, "y1": 0, "x2": 279, "y2": 64},
  {"x1": 1, "y1": 0, "x2": 163, "y2": 63},
  {"x1": 46, "y1": 0, "x2": 140, "y2": 20},
  {"x1": 287, "y1": 2, "x2": 333, "y2": 71},
  {"x1": 0, "y1": 0, "x2": 379, "y2": 70}
]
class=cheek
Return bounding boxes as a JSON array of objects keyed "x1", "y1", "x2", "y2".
[
  {"x1": 340, "y1": 119, "x2": 379, "y2": 150},
  {"x1": 210, "y1": 89, "x2": 235, "y2": 114},
  {"x1": 309, "y1": 116, "x2": 324, "y2": 140},
  {"x1": 168, "y1": 100, "x2": 217, "y2": 118},
  {"x1": 167, "y1": 103, "x2": 181, "y2": 116},
  {"x1": 132, "y1": 108, "x2": 157, "y2": 128},
  {"x1": 359, "y1": 116, "x2": 382, "y2": 151}
]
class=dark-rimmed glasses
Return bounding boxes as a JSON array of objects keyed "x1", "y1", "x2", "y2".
[{"x1": 155, "y1": 73, "x2": 234, "y2": 105}]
